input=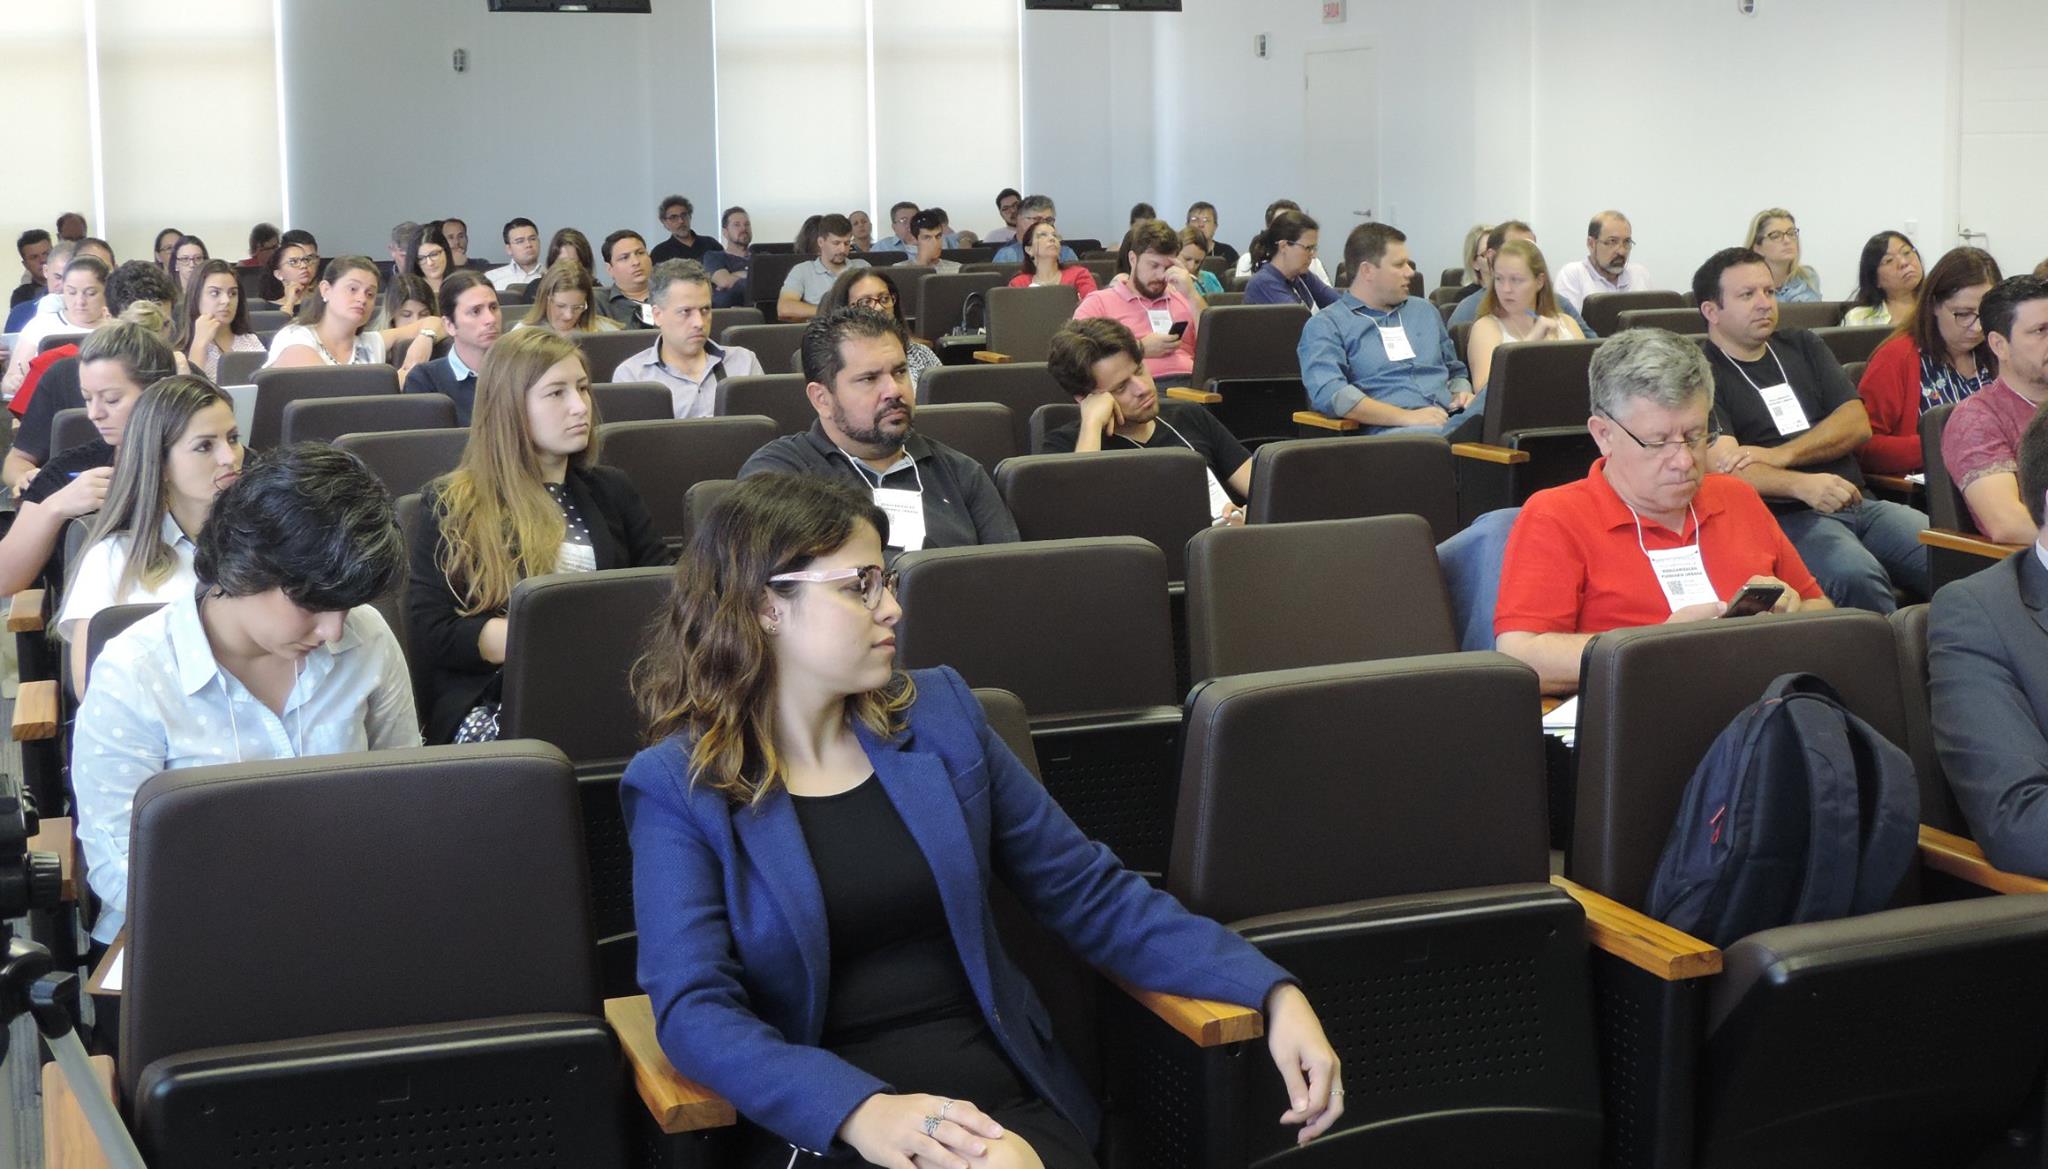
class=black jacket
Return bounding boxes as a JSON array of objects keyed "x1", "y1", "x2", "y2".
[
  {"x1": 406, "y1": 463, "x2": 669, "y2": 742},
  {"x1": 401, "y1": 356, "x2": 479, "y2": 425}
]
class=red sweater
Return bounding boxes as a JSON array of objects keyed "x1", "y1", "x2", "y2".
[{"x1": 1856, "y1": 333, "x2": 1924, "y2": 476}]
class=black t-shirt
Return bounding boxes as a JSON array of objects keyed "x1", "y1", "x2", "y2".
[
  {"x1": 1037, "y1": 400, "x2": 1251, "y2": 493},
  {"x1": 21, "y1": 438, "x2": 114, "y2": 507},
  {"x1": 1211, "y1": 241, "x2": 1240, "y2": 266},
  {"x1": 16, "y1": 356, "x2": 83, "y2": 464},
  {"x1": 9, "y1": 281, "x2": 38, "y2": 309},
  {"x1": 650, "y1": 234, "x2": 720, "y2": 265},
  {"x1": 1707, "y1": 329, "x2": 1863, "y2": 514}
]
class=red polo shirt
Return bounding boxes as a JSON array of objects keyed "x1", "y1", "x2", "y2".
[{"x1": 1494, "y1": 458, "x2": 1822, "y2": 638}]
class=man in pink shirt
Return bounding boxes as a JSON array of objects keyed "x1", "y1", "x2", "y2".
[{"x1": 1074, "y1": 219, "x2": 1205, "y2": 385}]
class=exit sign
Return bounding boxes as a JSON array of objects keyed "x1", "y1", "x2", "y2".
[{"x1": 1322, "y1": 0, "x2": 1345, "y2": 22}]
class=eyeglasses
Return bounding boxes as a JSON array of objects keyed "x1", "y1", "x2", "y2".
[
  {"x1": 281, "y1": 255, "x2": 315, "y2": 269},
  {"x1": 1947, "y1": 308, "x2": 1981, "y2": 327},
  {"x1": 174, "y1": 255, "x2": 205, "y2": 269},
  {"x1": 768, "y1": 564, "x2": 900, "y2": 610},
  {"x1": 1284, "y1": 240, "x2": 1319, "y2": 253},
  {"x1": 1761, "y1": 228, "x2": 1801, "y2": 243},
  {"x1": 1601, "y1": 410, "x2": 1720, "y2": 455},
  {"x1": 1598, "y1": 237, "x2": 1636, "y2": 249},
  {"x1": 852, "y1": 290, "x2": 896, "y2": 310}
]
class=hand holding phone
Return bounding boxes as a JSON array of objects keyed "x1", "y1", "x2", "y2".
[{"x1": 1720, "y1": 583, "x2": 1785, "y2": 619}]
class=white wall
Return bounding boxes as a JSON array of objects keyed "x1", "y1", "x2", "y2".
[{"x1": 280, "y1": 0, "x2": 717, "y2": 264}]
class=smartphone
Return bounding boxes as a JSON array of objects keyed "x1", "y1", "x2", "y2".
[
  {"x1": 1720, "y1": 583, "x2": 1785, "y2": 619},
  {"x1": 1167, "y1": 319, "x2": 1189, "y2": 337}
]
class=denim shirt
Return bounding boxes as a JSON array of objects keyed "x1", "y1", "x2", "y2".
[
  {"x1": 1776, "y1": 271, "x2": 1823, "y2": 303},
  {"x1": 1298, "y1": 292, "x2": 1472, "y2": 427}
]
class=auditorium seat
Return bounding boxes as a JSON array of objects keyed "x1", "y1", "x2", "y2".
[
  {"x1": 1919, "y1": 400, "x2": 2020, "y2": 588},
  {"x1": 118, "y1": 742, "x2": 622, "y2": 1165},
  {"x1": 915, "y1": 271, "x2": 1008, "y2": 343},
  {"x1": 596, "y1": 415, "x2": 777, "y2": 545},
  {"x1": 1889, "y1": 603, "x2": 1966, "y2": 834},
  {"x1": 336, "y1": 428, "x2": 469, "y2": 500},
  {"x1": 51, "y1": 407, "x2": 96, "y2": 456},
  {"x1": 83, "y1": 602, "x2": 161, "y2": 691},
  {"x1": 249, "y1": 363, "x2": 399, "y2": 449},
  {"x1": 979, "y1": 285, "x2": 1080, "y2": 363},
  {"x1": 1811, "y1": 324, "x2": 1892, "y2": 366},
  {"x1": 1245, "y1": 434, "x2": 1458, "y2": 540},
  {"x1": 920, "y1": 362, "x2": 1066, "y2": 454},
  {"x1": 1186, "y1": 303, "x2": 1311, "y2": 445},
  {"x1": 591, "y1": 381, "x2": 675, "y2": 423},
  {"x1": 1203, "y1": 290, "x2": 1245, "y2": 307},
  {"x1": 1617, "y1": 306, "x2": 1708, "y2": 334},
  {"x1": 913, "y1": 401, "x2": 1014, "y2": 475},
  {"x1": 895, "y1": 537, "x2": 1180, "y2": 873},
  {"x1": 280, "y1": 392, "x2": 456, "y2": 444},
  {"x1": 1577, "y1": 289, "x2": 1684, "y2": 338},
  {"x1": 215, "y1": 349, "x2": 265, "y2": 386},
  {"x1": 1777, "y1": 300, "x2": 1849, "y2": 330},
  {"x1": 1567, "y1": 611, "x2": 2048, "y2": 1169},
  {"x1": 1154, "y1": 653, "x2": 1601, "y2": 1166},
  {"x1": 722, "y1": 322, "x2": 806, "y2": 374},
  {"x1": 680, "y1": 478, "x2": 734, "y2": 548},
  {"x1": 708, "y1": 306, "x2": 764, "y2": 344},
  {"x1": 1455, "y1": 338, "x2": 1603, "y2": 520},
  {"x1": 996, "y1": 448, "x2": 1211, "y2": 582},
  {"x1": 746, "y1": 252, "x2": 808, "y2": 319},
  {"x1": 714, "y1": 373, "x2": 813, "y2": 435},
  {"x1": 246, "y1": 309, "x2": 290, "y2": 332},
  {"x1": 1427, "y1": 285, "x2": 1465, "y2": 307},
  {"x1": 1185, "y1": 514, "x2": 1457, "y2": 684},
  {"x1": 1028, "y1": 402, "x2": 1079, "y2": 454},
  {"x1": 572, "y1": 328, "x2": 658, "y2": 381}
]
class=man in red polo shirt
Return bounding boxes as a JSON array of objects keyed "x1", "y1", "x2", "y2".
[
  {"x1": 1073, "y1": 218, "x2": 1204, "y2": 387},
  {"x1": 1495, "y1": 326, "x2": 1828, "y2": 694}
]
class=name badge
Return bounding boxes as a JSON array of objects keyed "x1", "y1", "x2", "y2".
[
  {"x1": 1146, "y1": 308, "x2": 1175, "y2": 336},
  {"x1": 1757, "y1": 381, "x2": 1810, "y2": 436},
  {"x1": 1645, "y1": 544, "x2": 1719, "y2": 613},
  {"x1": 1379, "y1": 323, "x2": 1417, "y2": 362},
  {"x1": 874, "y1": 486, "x2": 926, "y2": 552}
]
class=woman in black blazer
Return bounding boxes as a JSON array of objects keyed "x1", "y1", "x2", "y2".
[{"x1": 407, "y1": 327, "x2": 667, "y2": 742}]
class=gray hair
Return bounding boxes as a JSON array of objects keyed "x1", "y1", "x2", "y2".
[
  {"x1": 1588, "y1": 327, "x2": 1714, "y2": 419},
  {"x1": 1017, "y1": 194, "x2": 1056, "y2": 219},
  {"x1": 649, "y1": 258, "x2": 712, "y2": 305},
  {"x1": 390, "y1": 220, "x2": 420, "y2": 248},
  {"x1": 44, "y1": 239, "x2": 78, "y2": 273}
]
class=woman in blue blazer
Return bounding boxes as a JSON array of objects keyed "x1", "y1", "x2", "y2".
[{"x1": 624, "y1": 467, "x2": 1343, "y2": 1169}]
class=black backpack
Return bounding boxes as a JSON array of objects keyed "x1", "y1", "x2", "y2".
[{"x1": 1644, "y1": 673, "x2": 1919, "y2": 947}]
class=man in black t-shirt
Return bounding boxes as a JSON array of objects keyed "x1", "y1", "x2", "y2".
[
  {"x1": 1696, "y1": 247, "x2": 1929, "y2": 612},
  {"x1": 1044, "y1": 317, "x2": 1252, "y2": 525}
]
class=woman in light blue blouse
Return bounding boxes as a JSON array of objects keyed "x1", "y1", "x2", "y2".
[
  {"x1": 1746, "y1": 207, "x2": 1823, "y2": 303},
  {"x1": 73, "y1": 443, "x2": 419, "y2": 945}
]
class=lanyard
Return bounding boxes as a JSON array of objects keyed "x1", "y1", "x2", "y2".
[
  {"x1": 839, "y1": 447, "x2": 924, "y2": 495},
  {"x1": 1631, "y1": 502, "x2": 1701, "y2": 557},
  {"x1": 1717, "y1": 341, "x2": 1793, "y2": 396}
]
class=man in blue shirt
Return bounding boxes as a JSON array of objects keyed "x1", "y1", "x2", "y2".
[
  {"x1": 1298, "y1": 222, "x2": 1483, "y2": 441},
  {"x1": 1449, "y1": 220, "x2": 1597, "y2": 336},
  {"x1": 992, "y1": 195, "x2": 1079, "y2": 265}
]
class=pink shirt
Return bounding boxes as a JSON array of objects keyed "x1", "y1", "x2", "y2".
[
  {"x1": 1074, "y1": 280, "x2": 1197, "y2": 379},
  {"x1": 1945, "y1": 378, "x2": 2043, "y2": 497}
]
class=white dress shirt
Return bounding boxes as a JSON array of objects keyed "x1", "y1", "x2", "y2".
[
  {"x1": 486, "y1": 260, "x2": 548, "y2": 290},
  {"x1": 1551, "y1": 258, "x2": 1653, "y2": 313},
  {"x1": 73, "y1": 591, "x2": 421, "y2": 941},
  {"x1": 56, "y1": 515, "x2": 198, "y2": 646},
  {"x1": 264, "y1": 323, "x2": 386, "y2": 368}
]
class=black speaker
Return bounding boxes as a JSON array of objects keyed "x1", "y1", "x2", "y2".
[
  {"x1": 1024, "y1": 0, "x2": 1182, "y2": 9},
  {"x1": 486, "y1": 0, "x2": 652, "y2": 12}
]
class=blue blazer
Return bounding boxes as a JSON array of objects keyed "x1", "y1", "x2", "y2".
[
  {"x1": 622, "y1": 666, "x2": 1291, "y2": 1154},
  {"x1": 400, "y1": 356, "x2": 477, "y2": 426}
]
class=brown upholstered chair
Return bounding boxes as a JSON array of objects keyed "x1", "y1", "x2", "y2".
[
  {"x1": 919, "y1": 362, "x2": 1067, "y2": 453},
  {"x1": 1577, "y1": 289, "x2": 1685, "y2": 338},
  {"x1": 1617, "y1": 306, "x2": 1709, "y2": 334},
  {"x1": 572, "y1": 328, "x2": 659, "y2": 381},
  {"x1": 591, "y1": 381, "x2": 675, "y2": 423},
  {"x1": 1811, "y1": 324, "x2": 1892, "y2": 366},
  {"x1": 249, "y1": 363, "x2": 400, "y2": 448},
  {"x1": 1457, "y1": 338, "x2": 1603, "y2": 519},
  {"x1": 596, "y1": 416, "x2": 777, "y2": 545},
  {"x1": 708, "y1": 306, "x2": 764, "y2": 344},
  {"x1": 337, "y1": 428, "x2": 469, "y2": 500},
  {"x1": 121, "y1": 742, "x2": 621, "y2": 1164},
  {"x1": 1184, "y1": 515, "x2": 1457, "y2": 684},
  {"x1": 51, "y1": 407, "x2": 96, "y2": 456},
  {"x1": 1245, "y1": 434, "x2": 1459, "y2": 540},
  {"x1": 1889, "y1": 603, "x2": 1966, "y2": 834},
  {"x1": 714, "y1": 373, "x2": 813, "y2": 435},
  {"x1": 981, "y1": 284, "x2": 1080, "y2": 363},
  {"x1": 280, "y1": 392, "x2": 456, "y2": 444},
  {"x1": 1028, "y1": 402, "x2": 1080, "y2": 454},
  {"x1": 1185, "y1": 303, "x2": 1312, "y2": 445},
  {"x1": 680, "y1": 479, "x2": 734, "y2": 549},
  {"x1": 995, "y1": 449, "x2": 1211, "y2": 582},
  {"x1": 913, "y1": 402, "x2": 1015, "y2": 476},
  {"x1": 915, "y1": 271, "x2": 1008, "y2": 343},
  {"x1": 1776, "y1": 300, "x2": 1849, "y2": 330},
  {"x1": 215, "y1": 349, "x2": 265, "y2": 386},
  {"x1": 722, "y1": 323, "x2": 807, "y2": 375}
]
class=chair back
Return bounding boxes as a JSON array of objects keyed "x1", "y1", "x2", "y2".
[
  {"x1": 1028, "y1": 403, "x2": 1080, "y2": 454},
  {"x1": 985, "y1": 285, "x2": 1080, "y2": 362},
  {"x1": 250, "y1": 364, "x2": 400, "y2": 448},
  {"x1": 336, "y1": 429, "x2": 470, "y2": 500},
  {"x1": 216, "y1": 349, "x2": 265, "y2": 386},
  {"x1": 1185, "y1": 515, "x2": 1457, "y2": 684},
  {"x1": 1204, "y1": 291, "x2": 1245, "y2": 307},
  {"x1": 914, "y1": 402, "x2": 1015, "y2": 476},
  {"x1": 1577, "y1": 290, "x2": 1685, "y2": 338},
  {"x1": 246, "y1": 309, "x2": 291, "y2": 332},
  {"x1": 1777, "y1": 300, "x2": 1849, "y2": 330},
  {"x1": 722, "y1": 322, "x2": 808, "y2": 375},
  {"x1": 920, "y1": 362, "x2": 1066, "y2": 453},
  {"x1": 917, "y1": 271, "x2": 1009, "y2": 341},
  {"x1": 681, "y1": 479, "x2": 736, "y2": 548},
  {"x1": 85, "y1": 602, "x2": 162, "y2": 689},
  {"x1": 709, "y1": 306, "x2": 764, "y2": 343},
  {"x1": 1187, "y1": 304, "x2": 1308, "y2": 390},
  {"x1": 597, "y1": 416, "x2": 778, "y2": 543},
  {"x1": 1246, "y1": 434, "x2": 1459, "y2": 541},
  {"x1": 37, "y1": 331, "x2": 86, "y2": 355},
  {"x1": 1810, "y1": 324, "x2": 1892, "y2": 366},
  {"x1": 745, "y1": 253, "x2": 809, "y2": 317},
  {"x1": 51, "y1": 407, "x2": 97, "y2": 455},
  {"x1": 1482, "y1": 338, "x2": 1600, "y2": 444},
  {"x1": 1618, "y1": 306, "x2": 1709, "y2": 334},
  {"x1": 571, "y1": 328, "x2": 657, "y2": 381},
  {"x1": 281, "y1": 393, "x2": 456, "y2": 445},
  {"x1": 589, "y1": 380, "x2": 673, "y2": 422},
  {"x1": 1920, "y1": 402, "x2": 1969, "y2": 531},
  {"x1": 1449, "y1": 321, "x2": 1474, "y2": 367},
  {"x1": 716, "y1": 373, "x2": 814, "y2": 435},
  {"x1": 996, "y1": 449, "x2": 1211, "y2": 581},
  {"x1": 501, "y1": 567, "x2": 674, "y2": 775},
  {"x1": 1571, "y1": 609, "x2": 1909, "y2": 908}
]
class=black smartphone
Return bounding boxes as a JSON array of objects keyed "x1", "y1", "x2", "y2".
[
  {"x1": 1167, "y1": 319, "x2": 1189, "y2": 337},
  {"x1": 1720, "y1": 583, "x2": 1785, "y2": 618}
]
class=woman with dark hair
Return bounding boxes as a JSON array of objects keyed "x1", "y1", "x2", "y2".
[
  {"x1": 624, "y1": 473, "x2": 1342, "y2": 1169},
  {"x1": 74, "y1": 442, "x2": 419, "y2": 945},
  {"x1": 387, "y1": 274, "x2": 438, "y2": 328},
  {"x1": 153, "y1": 227, "x2": 183, "y2": 271},
  {"x1": 175, "y1": 259, "x2": 264, "y2": 380},
  {"x1": 547, "y1": 227, "x2": 596, "y2": 275},
  {"x1": 408, "y1": 328, "x2": 664, "y2": 743},
  {"x1": 400, "y1": 222, "x2": 453, "y2": 313},
  {"x1": 1243, "y1": 211, "x2": 1337, "y2": 310},
  {"x1": 1006, "y1": 219, "x2": 1098, "y2": 297},
  {"x1": 818, "y1": 267, "x2": 941, "y2": 390},
  {"x1": 58, "y1": 375, "x2": 242, "y2": 692},
  {"x1": 795, "y1": 214, "x2": 825, "y2": 257},
  {"x1": 169, "y1": 234, "x2": 210, "y2": 295},
  {"x1": 266, "y1": 256, "x2": 440, "y2": 375},
  {"x1": 260, "y1": 231, "x2": 320, "y2": 312},
  {"x1": 1845, "y1": 231, "x2": 1922, "y2": 327},
  {"x1": 1857, "y1": 246, "x2": 2004, "y2": 475},
  {"x1": 516, "y1": 260, "x2": 621, "y2": 335}
]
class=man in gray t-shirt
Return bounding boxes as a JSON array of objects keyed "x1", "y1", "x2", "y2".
[{"x1": 778, "y1": 212, "x2": 869, "y2": 322}]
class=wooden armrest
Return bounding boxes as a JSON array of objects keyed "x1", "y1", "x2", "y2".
[
  {"x1": 28, "y1": 815, "x2": 77, "y2": 901},
  {"x1": 604, "y1": 996, "x2": 738, "y2": 1134},
  {"x1": 1866, "y1": 473, "x2": 1921, "y2": 496},
  {"x1": 1917, "y1": 824, "x2": 2048, "y2": 894},
  {"x1": 1110, "y1": 977, "x2": 1264, "y2": 1047},
  {"x1": 1291, "y1": 410, "x2": 1359, "y2": 432},
  {"x1": 1165, "y1": 387, "x2": 1223, "y2": 404},
  {"x1": 10, "y1": 587, "x2": 45, "y2": 633},
  {"x1": 44, "y1": 1054, "x2": 117, "y2": 1169},
  {"x1": 13, "y1": 679, "x2": 57, "y2": 741},
  {"x1": 1451, "y1": 442, "x2": 1532, "y2": 465},
  {"x1": 1550, "y1": 875, "x2": 1722, "y2": 980},
  {"x1": 972, "y1": 350, "x2": 1013, "y2": 364},
  {"x1": 87, "y1": 931, "x2": 125, "y2": 997},
  {"x1": 1918, "y1": 528, "x2": 2022, "y2": 560}
]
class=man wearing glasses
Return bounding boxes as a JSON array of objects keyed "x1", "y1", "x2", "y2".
[
  {"x1": 1553, "y1": 210, "x2": 1652, "y2": 313},
  {"x1": 1939, "y1": 275, "x2": 2048, "y2": 545},
  {"x1": 1495, "y1": 327, "x2": 1827, "y2": 695},
  {"x1": 1697, "y1": 247, "x2": 1930, "y2": 612},
  {"x1": 991, "y1": 196, "x2": 1076, "y2": 265}
]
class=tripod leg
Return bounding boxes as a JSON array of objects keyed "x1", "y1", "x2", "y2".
[{"x1": 40, "y1": 1026, "x2": 146, "y2": 1169}]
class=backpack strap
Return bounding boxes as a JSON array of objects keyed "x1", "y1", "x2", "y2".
[{"x1": 1765, "y1": 673, "x2": 1864, "y2": 924}]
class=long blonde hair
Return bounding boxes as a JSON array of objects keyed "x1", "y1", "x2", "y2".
[
  {"x1": 1477, "y1": 239, "x2": 1563, "y2": 320},
  {"x1": 431, "y1": 329, "x2": 604, "y2": 615},
  {"x1": 1745, "y1": 208, "x2": 1819, "y2": 289},
  {"x1": 85, "y1": 375, "x2": 234, "y2": 600}
]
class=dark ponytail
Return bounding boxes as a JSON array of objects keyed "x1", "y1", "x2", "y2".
[{"x1": 1250, "y1": 210, "x2": 1318, "y2": 273}]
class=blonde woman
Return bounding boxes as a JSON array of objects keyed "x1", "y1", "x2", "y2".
[
  {"x1": 1467, "y1": 239, "x2": 1584, "y2": 390},
  {"x1": 1745, "y1": 208, "x2": 1823, "y2": 303},
  {"x1": 406, "y1": 327, "x2": 666, "y2": 743},
  {"x1": 516, "y1": 260, "x2": 622, "y2": 336}
]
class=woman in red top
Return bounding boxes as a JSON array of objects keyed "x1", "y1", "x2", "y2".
[
  {"x1": 1007, "y1": 220, "x2": 1097, "y2": 296},
  {"x1": 1856, "y1": 246, "x2": 2002, "y2": 475}
]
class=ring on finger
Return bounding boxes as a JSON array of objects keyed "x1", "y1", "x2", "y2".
[
  {"x1": 937, "y1": 1099, "x2": 956, "y2": 1121},
  {"x1": 1331, "y1": 1086, "x2": 1346, "y2": 1097},
  {"x1": 922, "y1": 1114, "x2": 942, "y2": 1137}
]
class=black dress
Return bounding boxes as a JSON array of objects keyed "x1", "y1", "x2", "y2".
[{"x1": 736, "y1": 776, "x2": 1096, "y2": 1168}]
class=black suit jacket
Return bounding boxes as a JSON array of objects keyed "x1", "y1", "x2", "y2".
[
  {"x1": 406, "y1": 463, "x2": 670, "y2": 742},
  {"x1": 402, "y1": 356, "x2": 478, "y2": 426},
  {"x1": 1930, "y1": 547, "x2": 2048, "y2": 874}
]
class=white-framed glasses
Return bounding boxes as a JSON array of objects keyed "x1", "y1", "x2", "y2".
[{"x1": 767, "y1": 564, "x2": 900, "y2": 610}]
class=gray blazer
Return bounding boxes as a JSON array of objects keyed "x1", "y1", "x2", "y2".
[{"x1": 1930, "y1": 547, "x2": 2048, "y2": 875}]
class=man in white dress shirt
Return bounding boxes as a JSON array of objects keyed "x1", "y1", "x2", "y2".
[{"x1": 1552, "y1": 210, "x2": 1654, "y2": 312}]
